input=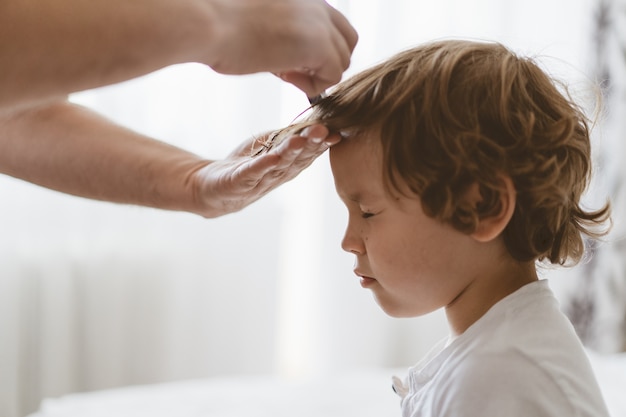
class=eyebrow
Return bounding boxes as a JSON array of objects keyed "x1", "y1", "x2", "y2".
[
  {"x1": 336, "y1": 188, "x2": 357, "y2": 201},
  {"x1": 347, "y1": 192, "x2": 364, "y2": 203},
  {"x1": 337, "y1": 189, "x2": 368, "y2": 204}
]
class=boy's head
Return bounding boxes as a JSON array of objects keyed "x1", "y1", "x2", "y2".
[{"x1": 311, "y1": 39, "x2": 610, "y2": 266}]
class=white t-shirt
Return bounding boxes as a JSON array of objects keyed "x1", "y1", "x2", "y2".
[{"x1": 392, "y1": 280, "x2": 610, "y2": 417}]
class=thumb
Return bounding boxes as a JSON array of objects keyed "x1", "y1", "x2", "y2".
[{"x1": 276, "y1": 71, "x2": 327, "y2": 97}]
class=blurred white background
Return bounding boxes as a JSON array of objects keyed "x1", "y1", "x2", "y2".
[{"x1": 2, "y1": 1, "x2": 625, "y2": 416}]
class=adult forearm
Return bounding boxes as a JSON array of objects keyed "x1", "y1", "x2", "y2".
[
  {"x1": 0, "y1": 0, "x2": 215, "y2": 110},
  {"x1": 0, "y1": 101, "x2": 210, "y2": 213},
  {"x1": 0, "y1": 0, "x2": 358, "y2": 110}
]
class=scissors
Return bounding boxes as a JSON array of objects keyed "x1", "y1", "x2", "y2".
[
  {"x1": 307, "y1": 92, "x2": 327, "y2": 106},
  {"x1": 251, "y1": 92, "x2": 328, "y2": 157}
]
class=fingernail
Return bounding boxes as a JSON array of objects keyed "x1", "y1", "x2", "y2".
[{"x1": 301, "y1": 126, "x2": 324, "y2": 144}]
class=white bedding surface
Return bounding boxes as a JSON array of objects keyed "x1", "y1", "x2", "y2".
[
  {"x1": 29, "y1": 353, "x2": 626, "y2": 417},
  {"x1": 28, "y1": 370, "x2": 401, "y2": 417}
]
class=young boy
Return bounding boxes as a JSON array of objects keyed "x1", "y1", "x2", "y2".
[{"x1": 308, "y1": 40, "x2": 611, "y2": 416}]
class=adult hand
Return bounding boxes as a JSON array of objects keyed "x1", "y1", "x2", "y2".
[
  {"x1": 0, "y1": 102, "x2": 341, "y2": 218},
  {"x1": 194, "y1": 124, "x2": 341, "y2": 217},
  {"x1": 207, "y1": 0, "x2": 358, "y2": 96}
]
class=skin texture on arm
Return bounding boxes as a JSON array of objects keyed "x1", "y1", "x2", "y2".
[
  {"x1": 0, "y1": 0, "x2": 215, "y2": 111},
  {"x1": 0, "y1": 0, "x2": 358, "y2": 111},
  {"x1": 0, "y1": 101, "x2": 340, "y2": 218},
  {"x1": 0, "y1": 0, "x2": 356, "y2": 215}
]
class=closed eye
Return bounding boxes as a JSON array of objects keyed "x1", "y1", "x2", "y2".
[{"x1": 361, "y1": 211, "x2": 375, "y2": 219}]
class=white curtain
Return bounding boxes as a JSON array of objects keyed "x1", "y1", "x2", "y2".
[
  {"x1": 0, "y1": 1, "x2": 611, "y2": 416},
  {"x1": 552, "y1": 0, "x2": 626, "y2": 353}
]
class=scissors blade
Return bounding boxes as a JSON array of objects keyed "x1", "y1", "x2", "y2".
[{"x1": 308, "y1": 92, "x2": 327, "y2": 106}]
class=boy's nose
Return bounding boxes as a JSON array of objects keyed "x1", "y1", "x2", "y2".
[{"x1": 341, "y1": 227, "x2": 364, "y2": 255}]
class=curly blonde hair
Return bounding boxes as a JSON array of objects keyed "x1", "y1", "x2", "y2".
[{"x1": 308, "y1": 39, "x2": 610, "y2": 265}]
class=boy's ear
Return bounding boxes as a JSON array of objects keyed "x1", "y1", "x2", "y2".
[{"x1": 467, "y1": 176, "x2": 516, "y2": 243}]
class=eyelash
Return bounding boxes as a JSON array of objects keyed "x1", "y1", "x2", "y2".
[{"x1": 361, "y1": 211, "x2": 375, "y2": 219}]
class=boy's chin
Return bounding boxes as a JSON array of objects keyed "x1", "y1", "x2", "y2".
[{"x1": 375, "y1": 298, "x2": 418, "y2": 318}]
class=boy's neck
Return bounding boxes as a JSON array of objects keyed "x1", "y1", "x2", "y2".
[{"x1": 444, "y1": 259, "x2": 538, "y2": 337}]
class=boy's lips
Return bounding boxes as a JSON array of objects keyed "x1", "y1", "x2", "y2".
[{"x1": 355, "y1": 270, "x2": 377, "y2": 288}]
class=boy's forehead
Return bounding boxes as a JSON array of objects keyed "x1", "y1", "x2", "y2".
[
  {"x1": 330, "y1": 131, "x2": 379, "y2": 162},
  {"x1": 330, "y1": 132, "x2": 383, "y2": 190},
  {"x1": 334, "y1": 128, "x2": 379, "y2": 149}
]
